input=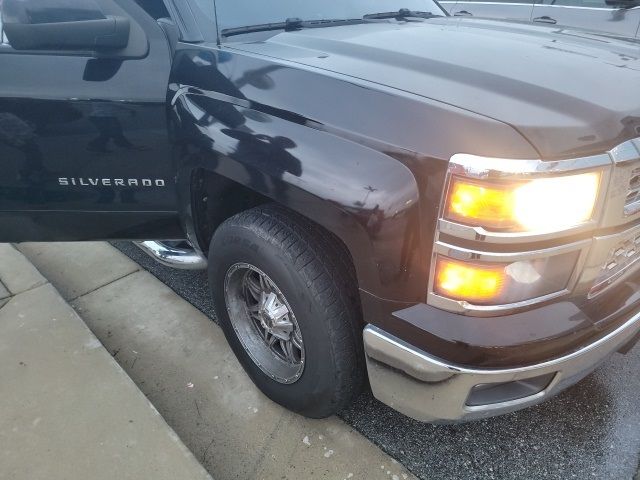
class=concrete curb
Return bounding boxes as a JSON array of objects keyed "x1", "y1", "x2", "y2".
[{"x1": 0, "y1": 244, "x2": 213, "y2": 480}]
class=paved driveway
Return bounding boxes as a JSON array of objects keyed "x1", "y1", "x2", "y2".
[{"x1": 114, "y1": 242, "x2": 640, "y2": 480}]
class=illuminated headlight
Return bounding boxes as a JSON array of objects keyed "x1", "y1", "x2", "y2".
[
  {"x1": 434, "y1": 252, "x2": 580, "y2": 306},
  {"x1": 445, "y1": 172, "x2": 601, "y2": 233},
  {"x1": 430, "y1": 152, "x2": 613, "y2": 313}
]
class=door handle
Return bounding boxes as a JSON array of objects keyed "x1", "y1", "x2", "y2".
[
  {"x1": 533, "y1": 15, "x2": 557, "y2": 24},
  {"x1": 454, "y1": 10, "x2": 473, "y2": 16}
]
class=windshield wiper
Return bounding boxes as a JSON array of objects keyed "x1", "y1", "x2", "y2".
[
  {"x1": 221, "y1": 17, "x2": 364, "y2": 38},
  {"x1": 363, "y1": 8, "x2": 442, "y2": 20}
]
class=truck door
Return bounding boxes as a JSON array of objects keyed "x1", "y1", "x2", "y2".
[
  {"x1": 0, "y1": 0, "x2": 183, "y2": 242},
  {"x1": 531, "y1": 0, "x2": 640, "y2": 37}
]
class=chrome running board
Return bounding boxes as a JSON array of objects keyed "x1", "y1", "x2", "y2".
[{"x1": 134, "y1": 241, "x2": 207, "y2": 270}]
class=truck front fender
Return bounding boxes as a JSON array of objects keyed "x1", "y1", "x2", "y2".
[{"x1": 171, "y1": 91, "x2": 432, "y2": 304}]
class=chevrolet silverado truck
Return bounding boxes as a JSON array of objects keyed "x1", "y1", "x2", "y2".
[{"x1": 1, "y1": 0, "x2": 640, "y2": 423}]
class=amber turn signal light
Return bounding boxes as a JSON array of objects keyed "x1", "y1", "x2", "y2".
[
  {"x1": 446, "y1": 178, "x2": 516, "y2": 230},
  {"x1": 434, "y1": 257, "x2": 507, "y2": 304}
]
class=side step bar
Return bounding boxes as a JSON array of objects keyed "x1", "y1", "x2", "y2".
[{"x1": 134, "y1": 241, "x2": 208, "y2": 270}]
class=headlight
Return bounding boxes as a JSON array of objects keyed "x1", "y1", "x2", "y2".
[
  {"x1": 445, "y1": 172, "x2": 601, "y2": 233},
  {"x1": 430, "y1": 152, "x2": 612, "y2": 315},
  {"x1": 434, "y1": 251, "x2": 580, "y2": 306}
]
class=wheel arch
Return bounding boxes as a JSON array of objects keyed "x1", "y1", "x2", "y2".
[{"x1": 186, "y1": 167, "x2": 376, "y2": 295}]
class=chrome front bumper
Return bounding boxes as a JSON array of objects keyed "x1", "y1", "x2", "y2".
[{"x1": 363, "y1": 310, "x2": 640, "y2": 423}]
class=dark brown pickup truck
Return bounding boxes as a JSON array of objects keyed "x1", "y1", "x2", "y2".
[{"x1": 1, "y1": 0, "x2": 639, "y2": 422}]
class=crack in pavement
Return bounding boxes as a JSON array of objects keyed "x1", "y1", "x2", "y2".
[
  {"x1": 68, "y1": 269, "x2": 140, "y2": 302},
  {"x1": 0, "y1": 280, "x2": 10, "y2": 301}
]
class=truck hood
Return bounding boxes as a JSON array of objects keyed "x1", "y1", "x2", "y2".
[{"x1": 231, "y1": 18, "x2": 640, "y2": 159}]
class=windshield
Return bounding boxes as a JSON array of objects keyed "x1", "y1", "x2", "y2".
[{"x1": 214, "y1": 0, "x2": 445, "y2": 32}]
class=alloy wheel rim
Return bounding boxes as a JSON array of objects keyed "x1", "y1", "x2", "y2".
[{"x1": 224, "y1": 263, "x2": 305, "y2": 384}]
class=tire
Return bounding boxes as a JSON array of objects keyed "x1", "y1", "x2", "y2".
[{"x1": 208, "y1": 204, "x2": 365, "y2": 418}]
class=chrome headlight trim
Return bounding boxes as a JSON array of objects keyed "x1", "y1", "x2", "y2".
[
  {"x1": 428, "y1": 138, "x2": 640, "y2": 315},
  {"x1": 443, "y1": 152, "x2": 612, "y2": 244},
  {"x1": 427, "y1": 240, "x2": 592, "y2": 315}
]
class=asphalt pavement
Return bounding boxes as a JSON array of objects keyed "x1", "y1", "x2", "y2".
[{"x1": 114, "y1": 241, "x2": 640, "y2": 480}]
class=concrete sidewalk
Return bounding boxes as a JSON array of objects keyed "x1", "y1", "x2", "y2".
[
  {"x1": 18, "y1": 242, "x2": 416, "y2": 480},
  {"x1": 0, "y1": 244, "x2": 212, "y2": 480}
]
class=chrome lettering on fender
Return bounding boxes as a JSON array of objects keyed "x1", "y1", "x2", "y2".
[{"x1": 58, "y1": 178, "x2": 167, "y2": 188}]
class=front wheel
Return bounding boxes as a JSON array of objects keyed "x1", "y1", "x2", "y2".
[{"x1": 208, "y1": 205, "x2": 365, "y2": 418}]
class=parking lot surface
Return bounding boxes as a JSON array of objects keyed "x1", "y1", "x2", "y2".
[{"x1": 114, "y1": 242, "x2": 640, "y2": 480}]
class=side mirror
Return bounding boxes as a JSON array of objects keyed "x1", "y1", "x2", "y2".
[{"x1": 1, "y1": 0, "x2": 130, "y2": 52}]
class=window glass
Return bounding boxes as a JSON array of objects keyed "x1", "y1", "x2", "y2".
[
  {"x1": 133, "y1": 0, "x2": 170, "y2": 20},
  {"x1": 0, "y1": 0, "x2": 5, "y2": 44},
  {"x1": 192, "y1": 0, "x2": 216, "y2": 22},
  {"x1": 215, "y1": 0, "x2": 444, "y2": 32}
]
